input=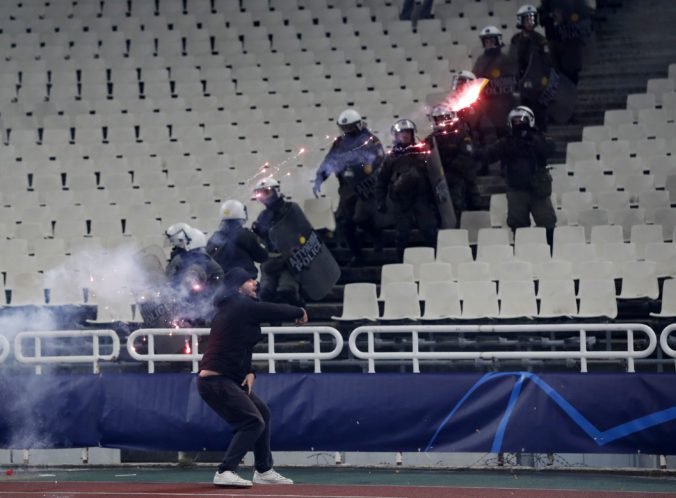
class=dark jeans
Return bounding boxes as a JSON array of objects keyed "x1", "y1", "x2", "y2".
[{"x1": 197, "y1": 376, "x2": 273, "y2": 474}]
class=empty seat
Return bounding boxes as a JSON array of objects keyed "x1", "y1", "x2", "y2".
[
  {"x1": 436, "y1": 245, "x2": 473, "y2": 277},
  {"x1": 650, "y1": 278, "x2": 676, "y2": 317},
  {"x1": 630, "y1": 224, "x2": 665, "y2": 259},
  {"x1": 498, "y1": 280, "x2": 537, "y2": 319},
  {"x1": 379, "y1": 281, "x2": 420, "y2": 320},
  {"x1": 590, "y1": 225, "x2": 624, "y2": 245},
  {"x1": 618, "y1": 261, "x2": 659, "y2": 299},
  {"x1": 554, "y1": 225, "x2": 586, "y2": 246},
  {"x1": 535, "y1": 259, "x2": 573, "y2": 281},
  {"x1": 575, "y1": 278, "x2": 618, "y2": 318},
  {"x1": 554, "y1": 242, "x2": 598, "y2": 264},
  {"x1": 437, "y1": 228, "x2": 469, "y2": 249},
  {"x1": 458, "y1": 280, "x2": 499, "y2": 319},
  {"x1": 332, "y1": 283, "x2": 379, "y2": 321},
  {"x1": 6, "y1": 272, "x2": 46, "y2": 306},
  {"x1": 494, "y1": 260, "x2": 534, "y2": 283},
  {"x1": 456, "y1": 261, "x2": 492, "y2": 282},
  {"x1": 420, "y1": 281, "x2": 461, "y2": 320},
  {"x1": 417, "y1": 262, "x2": 453, "y2": 286},
  {"x1": 403, "y1": 246, "x2": 436, "y2": 280},
  {"x1": 514, "y1": 227, "x2": 547, "y2": 247},
  {"x1": 459, "y1": 211, "x2": 491, "y2": 244},
  {"x1": 537, "y1": 279, "x2": 578, "y2": 317},
  {"x1": 644, "y1": 242, "x2": 676, "y2": 277},
  {"x1": 477, "y1": 227, "x2": 512, "y2": 246}
]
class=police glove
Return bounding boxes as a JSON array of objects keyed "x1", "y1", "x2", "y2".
[{"x1": 312, "y1": 181, "x2": 322, "y2": 198}]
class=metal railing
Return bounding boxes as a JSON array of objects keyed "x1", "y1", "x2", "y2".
[
  {"x1": 0, "y1": 333, "x2": 10, "y2": 363},
  {"x1": 659, "y1": 323, "x2": 676, "y2": 370},
  {"x1": 348, "y1": 323, "x2": 658, "y2": 373},
  {"x1": 13, "y1": 330, "x2": 120, "y2": 374},
  {"x1": 126, "y1": 327, "x2": 344, "y2": 374}
]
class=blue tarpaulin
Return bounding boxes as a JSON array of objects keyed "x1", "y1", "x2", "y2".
[{"x1": 1, "y1": 372, "x2": 675, "y2": 454}]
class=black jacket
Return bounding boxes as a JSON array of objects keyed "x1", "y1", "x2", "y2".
[
  {"x1": 479, "y1": 128, "x2": 555, "y2": 191},
  {"x1": 199, "y1": 292, "x2": 304, "y2": 382},
  {"x1": 207, "y1": 220, "x2": 268, "y2": 278},
  {"x1": 375, "y1": 143, "x2": 434, "y2": 207}
]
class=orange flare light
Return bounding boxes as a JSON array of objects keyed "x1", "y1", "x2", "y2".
[{"x1": 447, "y1": 78, "x2": 489, "y2": 112}]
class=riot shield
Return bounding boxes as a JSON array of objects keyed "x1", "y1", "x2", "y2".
[
  {"x1": 268, "y1": 203, "x2": 341, "y2": 301},
  {"x1": 472, "y1": 53, "x2": 518, "y2": 131},
  {"x1": 426, "y1": 136, "x2": 458, "y2": 229}
]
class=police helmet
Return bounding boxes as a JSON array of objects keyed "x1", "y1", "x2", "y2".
[
  {"x1": 452, "y1": 70, "x2": 477, "y2": 91},
  {"x1": 479, "y1": 25, "x2": 503, "y2": 47},
  {"x1": 220, "y1": 199, "x2": 247, "y2": 221},
  {"x1": 430, "y1": 104, "x2": 456, "y2": 129},
  {"x1": 390, "y1": 118, "x2": 417, "y2": 145},
  {"x1": 186, "y1": 227, "x2": 207, "y2": 251},
  {"x1": 507, "y1": 105, "x2": 536, "y2": 130},
  {"x1": 517, "y1": 4, "x2": 539, "y2": 28},
  {"x1": 337, "y1": 108, "x2": 364, "y2": 134},
  {"x1": 253, "y1": 177, "x2": 281, "y2": 204},
  {"x1": 165, "y1": 222, "x2": 192, "y2": 250}
]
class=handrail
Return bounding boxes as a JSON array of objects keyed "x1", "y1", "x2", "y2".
[
  {"x1": 0, "y1": 333, "x2": 9, "y2": 363},
  {"x1": 13, "y1": 330, "x2": 120, "y2": 374},
  {"x1": 126, "y1": 327, "x2": 344, "y2": 374},
  {"x1": 659, "y1": 323, "x2": 676, "y2": 370},
  {"x1": 348, "y1": 323, "x2": 657, "y2": 373}
]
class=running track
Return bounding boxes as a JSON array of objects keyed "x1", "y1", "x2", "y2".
[{"x1": 1, "y1": 482, "x2": 675, "y2": 498}]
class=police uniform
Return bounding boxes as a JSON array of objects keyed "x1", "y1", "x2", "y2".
[
  {"x1": 375, "y1": 143, "x2": 439, "y2": 257},
  {"x1": 425, "y1": 120, "x2": 480, "y2": 219},
  {"x1": 473, "y1": 50, "x2": 519, "y2": 138},
  {"x1": 252, "y1": 196, "x2": 304, "y2": 306},
  {"x1": 207, "y1": 220, "x2": 268, "y2": 278},
  {"x1": 314, "y1": 127, "x2": 385, "y2": 260}
]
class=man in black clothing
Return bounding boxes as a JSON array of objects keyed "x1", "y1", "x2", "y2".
[
  {"x1": 197, "y1": 267, "x2": 307, "y2": 488},
  {"x1": 509, "y1": 4, "x2": 552, "y2": 131},
  {"x1": 207, "y1": 199, "x2": 268, "y2": 278},
  {"x1": 375, "y1": 119, "x2": 439, "y2": 259},
  {"x1": 476, "y1": 106, "x2": 557, "y2": 244}
]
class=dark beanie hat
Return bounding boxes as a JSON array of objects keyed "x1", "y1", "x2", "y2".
[{"x1": 223, "y1": 267, "x2": 252, "y2": 292}]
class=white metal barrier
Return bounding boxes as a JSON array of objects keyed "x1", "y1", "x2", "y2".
[
  {"x1": 0, "y1": 334, "x2": 10, "y2": 363},
  {"x1": 126, "y1": 327, "x2": 344, "y2": 374},
  {"x1": 348, "y1": 324, "x2": 658, "y2": 373},
  {"x1": 13, "y1": 330, "x2": 120, "y2": 374},
  {"x1": 659, "y1": 323, "x2": 676, "y2": 370}
]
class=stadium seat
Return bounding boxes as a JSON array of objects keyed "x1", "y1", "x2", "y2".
[
  {"x1": 379, "y1": 281, "x2": 420, "y2": 320},
  {"x1": 458, "y1": 281, "x2": 499, "y2": 319},
  {"x1": 644, "y1": 242, "x2": 676, "y2": 277},
  {"x1": 618, "y1": 261, "x2": 659, "y2": 299},
  {"x1": 498, "y1": 280, "x2": 537, "y2": 319},
  {"x1": 650, "y1": 278, "x2": 676, "y2": 317},
  {"x1": 417, "y1": 262, "x2": 454, "y2": 286},
  {"x1": 535, "y1": 259, "x2": 573, "y2": 282},
  {"x1": 653, "y1": 207, "x2": 676, "y2": 241},
  {"x1": 456, "y1": 261, "x2": 493, "y2": 282},
  {"x1": 420, "y1": 281, "x2": 462, "y2": 320},
  {"x1": 436, "y1": 246, "x2": 473, "y2": 279},
  {"x1": 403, "y1": 247, "x2": 436, "y2": 280},
  {"x1": 459, "y1": 211, "x2": 491, "y2": 245},
  {"x1": 6, "y1": 271, "x2": 46, "y2": 305},
  {"x1": 515, "y1": 243, "x2": 552, "y2": 266},
  {"x1": 537, "y1": 279, "x2": 578, "y2": 317},
  {"x1": 514, "y1": 227, "x2": 547, "y2": 247},
  {"x1": 477, "y1": 227, "x2": 512, "y2": 246},
  {"x1": 332, "y1": 283, "x2": 379, "y2": 321},
  {"x1": 575, "y1": 278, "x2": 618, "y2": 318},
  {"x1": 437, "y1": 228, "x2": 470, "y2": 249}
]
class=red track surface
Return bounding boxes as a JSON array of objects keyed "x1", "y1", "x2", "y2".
[{"x1": 0, "y1": 482, "x2": 675, "y2": 498}]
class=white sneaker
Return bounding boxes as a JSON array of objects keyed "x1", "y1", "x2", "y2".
[
  {"x1": 253, "y1": 468, "x2": 294, "y2": 485},
  {"x1": 213, "y1": 470, "x2": 252, "y2": 487}
]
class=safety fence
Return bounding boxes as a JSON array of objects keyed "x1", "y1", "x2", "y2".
[
  {"x1": 0, "y1": 323, "x2": 673, "y2": 374},
  {"x1": 126, "y1": 326, "x2": 345, "y2": 374},
  {"x1": 659, "y1": 323, "x2": 676, "y2": 370},
  {"x1": 348, "y1": 323, "x2": 658, "y2": 373}
]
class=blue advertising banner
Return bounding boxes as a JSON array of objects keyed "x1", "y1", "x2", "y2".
[{"x1": 1, "y1": 372, "x2": 676, "y2": 454}]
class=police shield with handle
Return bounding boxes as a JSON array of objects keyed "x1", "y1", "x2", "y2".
[
  {"x1": 252, "y1": 178, "x2": 340, "y2": 304},
  {"x1": 313, "y1": 109, "x2": 385, "y2": 265},
  {"x1": 425, "y1": 104, "x2": 479, "y2": 225}
]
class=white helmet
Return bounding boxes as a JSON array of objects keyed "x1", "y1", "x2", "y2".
[
  {"x1": 186, "y1": 226, "x2": 207, "y2": 250},
  {"x1": 479, "y1": 25, "x2": 503, "y2": 47},
  {"x1": 337, "y1": 108, "x2": 364, "y2": 134},
  {"x1": 254, "y1": 177, "x2": 280, "y2": 191},
  {"x1": 165, "y1": 222, "x2": 192, "y2": 250},
  {"x1": 220, "y1": 199, "x2": 247, "y2": 221},
  {"x1": 508, "y1": 105, "x2": 536, "y2": 129},
  {"x1": 517, "y1": 4, "x2": 539, "y2": 28},
  {"x1": 452, "y1": 70, "x2": 477, "y2": 91}
]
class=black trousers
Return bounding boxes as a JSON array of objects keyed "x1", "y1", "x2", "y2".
[{"x1": 197, "y1": 376, "x2": 273, "y2": 474}]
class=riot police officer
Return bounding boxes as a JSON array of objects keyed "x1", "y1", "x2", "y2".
[
  {"x1": 509, "y1": 4, "x2": 552, "y2": 131},
  {"x1": 164, "y1": 222, "x2": 225, "y2": 325},
  {"x1": 313, "y1": 109, "x2": 385, "y2": 264},
  {"x1": 375, "y1": 119, "x2": 439, "y2": 258},
  {"x1": 207, "y1": 199, "x2": 268, "y2": 278},
  {"x1": 251, "y1": 178, "x2": 304, "y2": 306},
  {"x1": 451, "y1": 70, "x2": 497, "y2": 148},
  {"x1": 425, "y1": 104, "x2": 479, "y2": 221},
  {"x1": 473, "y1": 26, "x2": 519, "y2": 139},
  {"x1": 475, "y1": 106, "x2": 557, "y2": 244}
]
